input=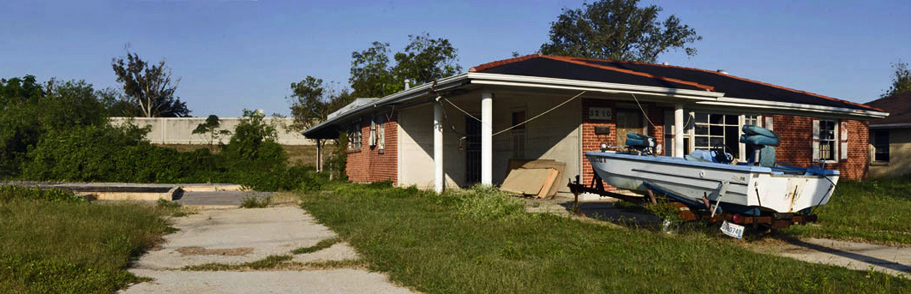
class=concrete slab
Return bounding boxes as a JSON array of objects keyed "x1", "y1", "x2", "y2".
[
  {"x1": 757, "y1": 238, "x2": 911, "y2": 277},
  {"x1": 174, "y1": 191, "x2": 274, "y2": 207},
  {"x1": 124, "y1": 269, "x2": 411, "y2": 294},
  {"x1": 134, "y1": 207, "x2": 335, "y2": 269},
  {"x1": 125, "y1": 206, "x2": 411, "y2": 293}
]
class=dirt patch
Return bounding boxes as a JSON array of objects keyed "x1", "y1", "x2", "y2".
[{"x1": 176, "y1": 246, "x2": 254, "y2": 256}]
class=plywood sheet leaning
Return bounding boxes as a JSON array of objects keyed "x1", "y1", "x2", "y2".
[
  {"x1": 500, "y1": 168, "x2": 556, "y2": 196},
  {"x1": 506, "y1": 159, "x2": 566, "y2": 197}
]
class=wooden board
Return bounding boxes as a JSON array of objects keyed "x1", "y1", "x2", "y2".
[
  {"x1": 506, "y1": 159, "x2": 566, "y2": 197},
  {"x1": 537, "y1": 168, "x2": 560, "y2": 198},
  {"x1": 500, "y1": 168, "x2": 555, "y2": 196}
]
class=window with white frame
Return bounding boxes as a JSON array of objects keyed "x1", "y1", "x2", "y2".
[
  {"x1": 743, "y1": 115, "x2": 761, "y2": 160},
  {"x1": 693, "y1": 113, "x2": 741, "y2": 156},
  {"x1": 818, "y1": 120, "x2": 837, "y2": 161},
  {"x1": 348, "y1": 120, "x2": 362, "y2": 151},
  {"x1": 376, "y1": 116, "x2": 385, "y2": 151}
]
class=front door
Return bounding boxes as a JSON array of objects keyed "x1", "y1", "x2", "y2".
[
  {"x1": 465, "y1": 117, "x2": 482, "y2": 185},
  {"x1": 616, "y1": 110, "x2": 643, "y2": 146}
]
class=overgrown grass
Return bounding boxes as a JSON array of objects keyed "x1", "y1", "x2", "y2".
[
  {"x1": 0, "y1": 187, "x2": 172, "y2": 293},
  {"x1": 240, "y1": 194, "x2": 272, "y2": 208},
  {"x1": 184, "y1": 255, "x2": 292, "y2": 271},
  {"x1": 299, "y1": 183, "x2": 911, "y2": 293},
  {"x1": 782, "y1": 178, "x2": 911, "y2": 245},
  {"x1": 292, "y1": 237, "x2": 342, "y2": 254}
]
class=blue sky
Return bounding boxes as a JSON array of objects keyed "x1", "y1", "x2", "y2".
[{"x1": 1, "y1": 0, "x2": 908, "y2": 117}]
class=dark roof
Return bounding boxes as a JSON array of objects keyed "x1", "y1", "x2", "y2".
[
  {"x1": 866, "y1": 91, "x2": 911, "y2": 125},
  {"x1": 470, "y1": 55, "x2": 881, "y2": 112}
]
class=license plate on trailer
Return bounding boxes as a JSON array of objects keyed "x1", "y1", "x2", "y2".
[{"x1": 720, "y1": 221, "x2": 744, "y2": 239}]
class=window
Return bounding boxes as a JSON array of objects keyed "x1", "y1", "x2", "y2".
[
  {"x1": 377, "y1": 116, "x2": 385, "y2": 151},
  {"x1": 511, "y1": 110, "x2": 526, "y2": 159},
  {"x1": 348, "y1": 120, "x2": 362, "y2": 150},
  {"x1": 818, "y1": 120, "x2": 837, "y2": 161},
  {"x1": 743, "y1": 115, "x2": 761, "y2": 160},
  {"x1": 873, "y1": 129, "x2": 889, "y2": 162},
  {"x1": 693, "y1": 113, "x2": 740, "y2": 156}
]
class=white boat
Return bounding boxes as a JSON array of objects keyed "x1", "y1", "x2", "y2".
[{"x1": 586, "y1": 151, "x2": 839, "y2": 215}]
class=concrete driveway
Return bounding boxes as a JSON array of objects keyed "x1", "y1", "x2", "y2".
[{"x1": 122, "y1": 206, "x2": 411, "y2": 294}]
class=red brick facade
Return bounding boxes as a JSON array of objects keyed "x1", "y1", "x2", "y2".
[
  {"x1": 766, "y1": 115, "x2": 869, "y2": 180},
  {"x1": 581, "y1": 99, "x2": 666, "y2": 189},
  {"x1": 345, "y1": 112, "x2": 398, "y2": 184}
]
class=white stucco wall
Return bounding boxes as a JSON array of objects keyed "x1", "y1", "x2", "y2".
[
  {"x1": 396, "y1": 90, "x2": 582, "y2": 192},
  {"x1": 109, "y1": 117, "x2": 315, "y2": 145}
]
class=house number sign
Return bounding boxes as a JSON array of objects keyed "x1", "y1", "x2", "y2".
[{"x1": 588, "y1": 107, "x2": 612, "y2": 120}]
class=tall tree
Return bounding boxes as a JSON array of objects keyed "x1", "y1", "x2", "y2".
[
  {"x1": 288, "y1": 76, "x2": 354, "y2": 131},
  {"x1": 392, "y1": 33, "x2": 462, "y2": 87},
  {"x1": 883, "y1": 60, "x2": 911, "y2": 98},
  {"x1": 350, "y1": 42, "x2": 397, "y2": 98},
  {"x1": 349, "y1": 33, "x2": 461, "y2": 98},
  {"x1": 112, "y1": 51, "x2": 190, "y2": 117},
  {"x1": 539, "y1": 0, "x2": 701, "y2": 63}
]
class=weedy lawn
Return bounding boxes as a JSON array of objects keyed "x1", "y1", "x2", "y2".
[
  {"x1": 299, "y1": 183, "x2": 911, "y2": 293},
  {"x1": 0, "y1": 186, "x2": 175, "y2": 293},
  {"x1": 782, "y1": 178, "x2": 911, "y2": 245}
]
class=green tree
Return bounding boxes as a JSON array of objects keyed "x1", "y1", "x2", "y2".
[
  {"x1": 288, "y1": 76, "x2": 355, "y2": 131},
  {"x1": 0, "y1": 77, "x2": 108, "y2": 176},
  {"x1": 112, "y1": 51, "x2": 190, "y2": 117},
  {"x1": 539, "y1": 0, "x2": 701, "y2": 62},
  {"x1": 224, "y1": 110, "x2": 283, "y2": 163},
  {"x1": 349, "y1": 33, "x2": 461, "y2": 98},
  {"x1": 392, "y1": 33, "x2": 462, "y2": 87},
  {"x1": 883, "y1": 60, "x2": 911, "y2": 98},
  {"x1": 192, "y1": 114, "x2": 232, "y2": 149}
]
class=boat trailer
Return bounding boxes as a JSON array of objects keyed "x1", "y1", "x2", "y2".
[{"x1": 567, "y1": 175, "x2": 817, "y2": 230}]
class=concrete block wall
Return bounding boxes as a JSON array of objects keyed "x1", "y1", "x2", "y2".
[
  {"x1": 109, "y1": 117, "x2": 315, "y2": 145},
  {"x1": 345, "y1": 113, "x2": 398, "y2": 184}
]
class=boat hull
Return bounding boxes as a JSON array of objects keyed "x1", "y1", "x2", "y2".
[{"x1": 586, "y1": 152, "x2": 839, "y2": 214}]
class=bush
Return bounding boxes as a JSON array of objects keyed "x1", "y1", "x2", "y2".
[
  {"x1": 0, "y1": 186, "x2": 84, "y2": 203},
  {"x1": 240, "y1": 194, "x2": 272, "y2": 208}
]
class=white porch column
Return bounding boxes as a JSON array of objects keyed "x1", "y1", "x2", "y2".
[
  {"x1": 433, "y1": 101, "x2": 444, "y2": 193},
  {"x1": 674, "y1": 104, "x2": 685, "y2": 158},
  {"x1": 481, "y1": 91, "x2": 493, "y2": 185}
]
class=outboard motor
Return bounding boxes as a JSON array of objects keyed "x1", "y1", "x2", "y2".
[{"x1": 740, "y1": 125, "x2": 780, "y2": 167}]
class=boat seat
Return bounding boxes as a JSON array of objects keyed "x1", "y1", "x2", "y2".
[{"x1": 758, "y1": 146, "x2": 776, "y2": 167}]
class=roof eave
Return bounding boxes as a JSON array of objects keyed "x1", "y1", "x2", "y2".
[
  {"x1": 695, "y1": 97, "x2": 889, "y2": 119},
  {"x1": 301, "y1": 73, "x2": 471, "y2": 138}
]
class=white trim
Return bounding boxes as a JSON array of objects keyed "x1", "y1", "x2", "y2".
[
  {"x1": 467, "y1": 72, "x2": 724, "y2": 100},
  {"x1": 696, "y1": 97, "x2": 887, "y2": 119}
]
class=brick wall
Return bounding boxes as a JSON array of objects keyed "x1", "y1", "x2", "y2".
[
  {"x1": 345, "y1": 112, "x2": 398, "y2": 184},
  {"x1": 580, "y1": 99, "x2": 667, "y2": 189},
  {"x1": 768, "y1": 115, "x2": 868, "y2": 180}
]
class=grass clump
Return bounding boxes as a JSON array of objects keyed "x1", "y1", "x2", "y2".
[
  {"x1": 782, "y1": 178, "x2": 911, "y2": 245},
  {"x1": 184, "y1": 255, "x2": 292, "y2": 271},
  {"x1": 449, "y1": 185, "x2": 525, "y2": 220},
  {"x1": 240, "y1": 194, "x2": 272, "y2": 208},
  {"x1": 0, "y1": 187, "x2": 172, "y2": 293},
  {"x1": 299, "y1": 183, "x2": 911, "y2": 293},
  {"x1": 292, "y1": 237, "x2": 342, "y2": 254}
]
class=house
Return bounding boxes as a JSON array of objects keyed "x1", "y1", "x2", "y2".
[
  {"x1": 865, "y1": 91, "x2": 911, "y2": 178},
  {"x1": 303, "y1": 54, "x2": 887, "y2": 193}
]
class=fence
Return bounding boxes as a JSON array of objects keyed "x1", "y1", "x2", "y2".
[{"x1": 109, "y1": 117, "x2": 315, "y2": 145}]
